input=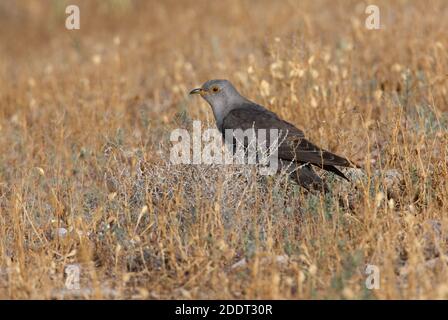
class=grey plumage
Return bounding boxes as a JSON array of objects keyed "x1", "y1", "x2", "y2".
[{"x1": 190, "y1": 79, "x2": 355, "y2": 191}]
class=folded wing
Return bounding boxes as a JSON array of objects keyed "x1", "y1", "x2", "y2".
[{"x1": 221, "y1": 105, "x2": 353, "y2": 180}]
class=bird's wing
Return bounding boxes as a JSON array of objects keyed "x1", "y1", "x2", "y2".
[
  {"x1": 222, "y1": 106, "x2": 352, "y2": 172},
  {"x1": 281, "y1": 135, "x2": 351, "y2": 167},
  {"x1": 221, "y1": 105, "x2": 305, "y2": 137}
]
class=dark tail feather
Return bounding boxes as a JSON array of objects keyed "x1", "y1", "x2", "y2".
[{"x1": 322, "y1": 165, "x2": 349, "y2": 181}]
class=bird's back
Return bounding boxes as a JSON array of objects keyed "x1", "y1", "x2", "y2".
[{"x1": 221, "y1": 102, "x2": 305, "y2": 138}]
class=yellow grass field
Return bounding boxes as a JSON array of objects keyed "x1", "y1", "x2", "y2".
[{"x1": 0, "y1": 0, "x2": 447, "y2": 299}]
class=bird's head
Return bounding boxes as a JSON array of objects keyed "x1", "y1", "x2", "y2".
[{"x1": 189, "y1": 79, "x2": 241, "y2": 107}]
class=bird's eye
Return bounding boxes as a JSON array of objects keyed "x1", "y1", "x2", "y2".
[{"x1": 211, "y1": 86, "x2": 219, "y2": 93}]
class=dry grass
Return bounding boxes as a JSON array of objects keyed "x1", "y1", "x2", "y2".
[{"x1": 0, "y1": 0, "x2": 447, "y2": 299}]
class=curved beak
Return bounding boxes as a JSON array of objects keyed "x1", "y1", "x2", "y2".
[{"x1": 189, "y1": 88, "x2": 203, "y2": 95}]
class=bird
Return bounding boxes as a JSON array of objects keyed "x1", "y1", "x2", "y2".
[{"x1": 189, "y1": 79, "x2": 357, "y2": 191}]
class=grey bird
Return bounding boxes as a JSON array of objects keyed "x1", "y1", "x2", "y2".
[{"x1": 190, "y1": 79, "x2": 356, "y2": 191}]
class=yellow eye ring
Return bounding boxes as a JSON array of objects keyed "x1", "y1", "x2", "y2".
[{"x1": 211, "y1": 86, "x2": 219, "y2": 93}]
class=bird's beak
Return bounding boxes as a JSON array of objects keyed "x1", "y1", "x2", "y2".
[{"x1": 189, "y1": 88, "x2": 203, "y2": 95}]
